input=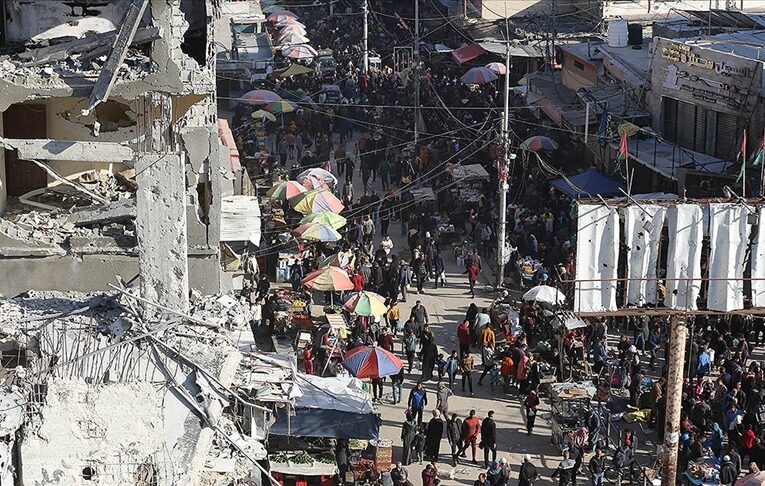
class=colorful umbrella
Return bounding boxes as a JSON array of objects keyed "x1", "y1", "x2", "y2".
[
  {"x1": 275, "y1": 63, "x2": 313, "y2": 78},
  {"x1": 322, "y1": 252, "x2": 350, "y2": 268},
  {"x1": 342, "y1": 291, "x2": 387, "y2": 316},
  {"x1": 301, "y1": 176, "x2": 330, "y2": 191},
  {"x1": 292, "y1": 222, "x2": 342, "y2": 242},
  {"x1": 276, "y1": 19, "x2": 306, "y2": 29},
  {"x1": 282, "y1": 45, "x2": 318, "y2": 60},
  {"x1": 519, "y1": 135, "x2": 559, "y2": 153},
  {"x1": 300, "y1": 211, "x2": 347, "y2": 229},
  {"x1": 251, "y1": 109, "x2": 277, "y2": 122},
  {"x1": 268, "y1": 11, "x2": 299, "y2": 23},
  {"x1": 301, "y1": 266, "x2": 353, "y2": 291},
  {"x1": 343, "y1": 345, "x2": 404, "y2": 379},
  {"x1": 267, "y1": 180, "x2": 307, "y2": 200},
  {"x1": 297, "y1": 168, "x2": 338, "y2": 187},
  {"x1": 263, "y1": 4, "x2": 285, "y2": 13},
  {"x1": 290, "y1": 189, "x2": 344, "y2": 214},
  {"x1": 460, "y1": 66, "x2": 498, "y2": 85},
  {"x1": 485, "y1": 62, "x2": 507, "y2": 75},
  {"x1": 279, "y1": 23, "x2": 307, "y2": 36},
  {"x1": 241, "y1": 89, "x2": 282, "y2": 105},
  {"x1": 278, "y1": 33, "x2": 310, "y2": 45},
  {"x1": 264, "y1": 100, "x2": 296, "y2": 114}
]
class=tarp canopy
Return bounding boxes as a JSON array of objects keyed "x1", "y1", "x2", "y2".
[
  {"x1": 270, "y1": 374, "x2": 381, "y2": 439},
  {"x1": 220, "y1": 196, "x2": 262, "y2": 245},
  {"x1": 452, "y1": 44, "x2": 485, "y2": 64},
  {"x1": 550, "y1": 169, "x2": 625, "y2": 199}
]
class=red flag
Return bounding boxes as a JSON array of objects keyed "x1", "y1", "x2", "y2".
[
  {"x1": 617, "y1": 130, "x2": 628, "y2": 160},
  {"x1": 740, "y1": 129, "x2": 748, "y2": 161},
  {"x1": 395, "y1": 12, "x2": 411, "y2": 33}
]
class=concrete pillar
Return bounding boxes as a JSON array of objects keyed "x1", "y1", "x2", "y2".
[
  {"x1": 661, "y1": 316, "x2": 687, "y2": 486},
  {"x1": 135, "y1": 153, "x2": 189, "y2": 316}
]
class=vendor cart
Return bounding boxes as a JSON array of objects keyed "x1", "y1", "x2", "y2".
[
  {"x1": 269, "y1": 451, "x2": 338, "y2": 486},
  {"x1": 550, "y1": 382, "x2": 595, "y2": 451}
]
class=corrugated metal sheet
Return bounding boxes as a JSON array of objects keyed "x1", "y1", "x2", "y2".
[{"x1": 220, "y1": 196, "x2": 261, "y2": 245}]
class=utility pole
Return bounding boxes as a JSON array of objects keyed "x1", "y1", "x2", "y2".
[
  {"x1": 661, "y1": 316, "x2": 687, "y2": 486},
  {"x1": 362, "y1": 0, "x2": 369, "y2": 74},
  {"x1": 497, "y1": 39, "x2": 514, "y2": 289},
  {"x1": 413, "y1": 0, "x2": 420, "y2": 147}
]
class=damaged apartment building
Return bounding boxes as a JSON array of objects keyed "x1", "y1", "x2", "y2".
[{"x1": 0, "y1": 0, "x2": 244, "y2": 311}]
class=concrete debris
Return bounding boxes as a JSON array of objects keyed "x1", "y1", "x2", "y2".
[
  {"x1": 189, "y1": 293, "x2": 255, "y2": 330},
  {"x1": 0, "y1": 387, "x2": 25, "y2": 435},
  {"x1": 66, "y1": 198, "x2": 137, "y2": 227}
]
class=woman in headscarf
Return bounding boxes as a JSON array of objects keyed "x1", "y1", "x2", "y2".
[
  {"x1": 425, "y1": 410, "x2": 444, "y2": 461},
  {"x1": 401, "y1": 411, "x2": 417, "y2": 466},
  {"x1": 485, "y1": 460, "x2": 507, "y2": 486}
]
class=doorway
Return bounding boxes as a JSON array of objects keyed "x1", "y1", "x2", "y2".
[{"x1": 3, "y1": 103, "x2": 48, "y2": 197}]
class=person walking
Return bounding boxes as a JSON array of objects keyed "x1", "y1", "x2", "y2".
[
  {"x1": 391, "y1": 367, "x2": 404, "y2": 404},
  {"x1": 410, "y1": 301, "x2": 429, "y2": 336},
  {"x1": 434, "y1": 248, "x2": 446, "y2": 289},
  {"x1": 461, "y1": 352, "x2": 475, "y2": 396},
  {"x1": 466, "y1": 261, "x2": 479, "y2": 298},
  {"x1": 425, "y1": 410, "x2": 444, "y2": 461},
  {"x1": 446, "y1": 413, "x2": 463, "y2": 467},
  {"x1": 461, "y1": 409, "x2": 481, "y2": 464},
  {"x1": 399, "y1": 260, "x2": 412, "y2": 302},
  {"x1": 436, "y1": 382, "x2": 453, "y2": 416},
  {"x1": 518, "y1": 455, "x2": 539, "y2": 486},
  {"x1": 458, "y1": 320, "x2": 471, "y2": 357},
  {"x1": 480, "y1": 411, "x2": 498, "y2": 468},
  {"x1": 404, "y1": 329, "x2": 418, "y2": 373},
  {"x1": 478, "y1": 345, "x2": 495, "y2": 386},
  {"x1": 401, "y1": 412, "x2": 417, "y2": 466},
  {"x1": 408, "y1": 381, "x2": 428, "y2": 425},
  {"x1": 445, "y1": 350, "x2": 460, "y2": 389},
  {"x1": 588, "y1": 448, "x2": 606, "y2": 486},
  {"x1": 551, "y1": 451, "x2": 575, "y2": 486},
  {"x1": 524, "y1": 386, "x2": 540, "y2": 436},
  {"x1": 420, "y1": 331, "x2": 438, "y2": 382}
]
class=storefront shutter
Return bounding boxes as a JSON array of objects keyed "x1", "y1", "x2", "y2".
[{"x1": 715, "y1": 112, "x2": 739, "y2": 159}]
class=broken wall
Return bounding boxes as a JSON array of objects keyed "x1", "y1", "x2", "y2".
[{"x1": 0, "y1": 115, "x2": 5, "y2": 213}]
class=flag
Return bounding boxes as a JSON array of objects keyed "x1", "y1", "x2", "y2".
[
  {"x1": 617, "y1": 130, "x2": 628, "y2": 160},
  {"x1": 395, "y1": 12, "x2": 411, "y2": 33},
  {"x1": 752, "y1": 135, "x2": 765, "y2": 167},
  {"x1": 736, "y1": 129, "x2": 748, "y2": 183}
]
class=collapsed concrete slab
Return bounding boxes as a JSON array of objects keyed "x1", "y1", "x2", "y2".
[
  {"x1": 0, "y1": 138, "x2": 135, "y2": 163},
  {"x1": 66, "y1": 199, "x2": 137, "y2": 226}
]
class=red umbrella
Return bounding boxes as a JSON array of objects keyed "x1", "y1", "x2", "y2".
[
  {"x1": 343, "y1": 345, "x2": 404, "y2": 379},
  {"x1": 300, "y1": 266, "x2": 353, "y2": 291},
  {"x1": 268, "y1": 11, "x2": 299, "y2": 23},
  {"x1": 485, "y1": 62, "x2": 507, "y2": 75}
]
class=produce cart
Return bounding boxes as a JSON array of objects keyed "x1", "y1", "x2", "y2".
[
  {"x1": 550, "y1": 382, "x2": 595, "y2": 451},
  {"x1": 269, "y1": 451, "x2": 338, "y2": 486}
]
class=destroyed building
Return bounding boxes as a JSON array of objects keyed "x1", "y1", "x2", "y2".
[
  {"x1": 0, "y1": 0, "x2": 244, "y2": 309},
  {"x1": 0, "y1": 289, "x2": 269, "y2": 485}
]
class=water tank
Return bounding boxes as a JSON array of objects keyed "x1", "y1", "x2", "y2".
[
  {"x1": 628, "y1": 23, "x2": 644, "y2": 46},
  {"x1": 607, "y1": 19, "x2": 629, "y2": 48}
]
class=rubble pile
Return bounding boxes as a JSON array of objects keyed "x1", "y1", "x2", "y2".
[{"x1": 189, "y1": 293, "x2": 255, "y2": 330}]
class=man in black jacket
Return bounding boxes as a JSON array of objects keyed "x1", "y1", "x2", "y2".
[
  {"x1": 518, "y1": 454, "x2": 538, "y2": 486},
  {"x1": 480, "y1": 411, "x2": 497, "y2": 468},
  {"x1": 446, "y1": 413, "x2": 463, "y2": 466}
]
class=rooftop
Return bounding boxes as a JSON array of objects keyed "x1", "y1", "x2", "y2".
[
  {"x1": 683, "y1": 30, "x2": 765, "y2": 62},
  {"x1": 599, "y1": 42, "x2": 652, "y2": 87}
]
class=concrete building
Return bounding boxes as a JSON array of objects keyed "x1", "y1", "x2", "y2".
[{"x1": 0, "y1": 0, "x2": 242, "y2": 306}]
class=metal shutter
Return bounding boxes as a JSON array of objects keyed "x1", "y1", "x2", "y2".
[
  {"x1": 716, "y1": 112, "x2": 740, "y2": 159},
  {"x1": 676, "y1": 99, "x2": 696, "y2": 150}
]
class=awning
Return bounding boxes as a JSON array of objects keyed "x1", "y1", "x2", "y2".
[
  {"x1": 270, "y1": 408, "x2": 381, "y2": 439},
  {"x1": 452, "y1": 44, "x2": 485, "y2": 64},
  {"x1": 550, "y1": 169, "x2": 625, "y2": 199},
  {"x1": 450, "y1": 163, "x2": 490, "y2": 181},
  {"x1": 217, "y1": 119, "x2": 241, "y2": 172},
  {"x1": 220, "y1": 195, "x2": 262, "y2": 245}
]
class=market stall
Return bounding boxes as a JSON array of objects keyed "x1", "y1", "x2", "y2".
[
  {"x1": 269, "y1": 451, "x2": 338, "y2": 486},
  {"x1": 549, "y1": 381, "x2": 595, "y2": 451}
]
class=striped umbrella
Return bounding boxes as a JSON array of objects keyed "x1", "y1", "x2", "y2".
[
  {"x1": 278, "y1": 33, "x2": 310, "y2": 45},
  {"x1": 519, "y1": 135, "x2": 559, "y2": 153},
  {"x1": 279, "y1": 24, "x2": 307, "y2": 36},
  {"x1": 460, "y1": 66, "x2": 498, "y2": 85},
  {"x1": 300, "y1": 211, "x2": 347, "y2": 229},
  {"x1": 290, "y1": 190, "x2": 344, "y2": 215},
  {"x1": 276, "y1": 19, "x2": 307, "y2": 29},
  {"x1": 343, "y1": 345, "x2": 404, "y2": 379},
  {"x1": 282, "y1": 45, "x2": 318, "y2": 60},
  {"x1": 301, "y1": 266, "x2": 353, "y2": 291},
  {"x1": 251, "y1": 109, "x2": 277, "y2": 122},
  {"x1": 268, "y1": 11, "x2": 299, "y2": 23},
  {"x1": 485, "y1": 62, "x2": 507, "y2": 75},
  {"x1": 292, "y1": 222, "x2": 342, "y2": 242},
  {"x1": 267, "y1": 180, "x2": 306, "y2": 200},
  {"x1": 241, "y1": 89, "x2": 282, "y2": 105},
  {"x1": 264, "y1": 100, "x2": 296, "y2": 114},
  {"x1": 322, "y1": 252, "x2": 350, "y2": 268},
  {"x1": 342, "y1": 291, "x2": 387, "y2": 316}
]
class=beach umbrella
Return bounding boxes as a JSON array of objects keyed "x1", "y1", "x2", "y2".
[
  {"x1": 264, "y1": 100, "x2": 296, "y2": 114},
  {"x1": 278, "y1": 32, "x2": 310, "y2": 45},
  {"x1": 485, "y1": 62, "x2": 507, "y2": 75},
  {"x1": 519, "y1": 135, "x2": 559, "y2": 153},
  {"x1": 301, "y1": 266, "x2": 353, "y2": 291},
  {"x1": 268, "y1": 11, "x2": 299, "y2": 23},
  {"x1": 342, "y1": 291, "x2": 387, "y2": 316},
  {"x1": 275, "y1": 63, "x2": 313, "y2": 78},
  {"x1": 290, "y1": 189, "x2": 344, "y2": 214},
  {"x1": 297, "y1": 168, "x2": 338, "y2": 187},
  {"x1": 460, "y1": 66, "x2": 498, "y2": 85},
  {"x1": 241, "y1": 89, "x2": 282, "y2": 105},
  {"x1": 279, "y1": 23, "x2": 307, "y2": 36},
  {"x1": 343, "y1": 345, "x2": 404, "y2": 379},
  {"x1": 300, "y1": 211, "x2": 347, "y2": 229},
  {"x1": 301, "y1": 175, "x2": 330, "y2": 191},
  {"x1": 522, "y1": 285, "x2": 566, "y2": 304},
  {"x1": 251, "y1": 109, "x2": 277, "y2": 122},
  {"x1": 282, "y1": 45, "x2": 318, "y2": 60},
  {"x1": 292, "y1": 222, "x2": 342, "y2": 242},
  {"x1": 322, "y1": 252, "x2": 350, "y2": 268},
  {"x1": 267, "y1": 180, "x2": 306, "y2": 200},
  {"x1": 276, "y1": 19, "x2": 306, "y2": 29}
]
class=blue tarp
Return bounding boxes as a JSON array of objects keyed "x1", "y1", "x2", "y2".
[
  {"x1": 550, "y1": 169, "x2": 625, "y2": 199},
  {"x1": 270, "y1": 409, "x2": 381, "y2": 439}
]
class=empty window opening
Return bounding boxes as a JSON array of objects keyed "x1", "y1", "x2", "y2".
[{"x1": 180, "y1": 0, "x2": 207, "y2": 66}]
